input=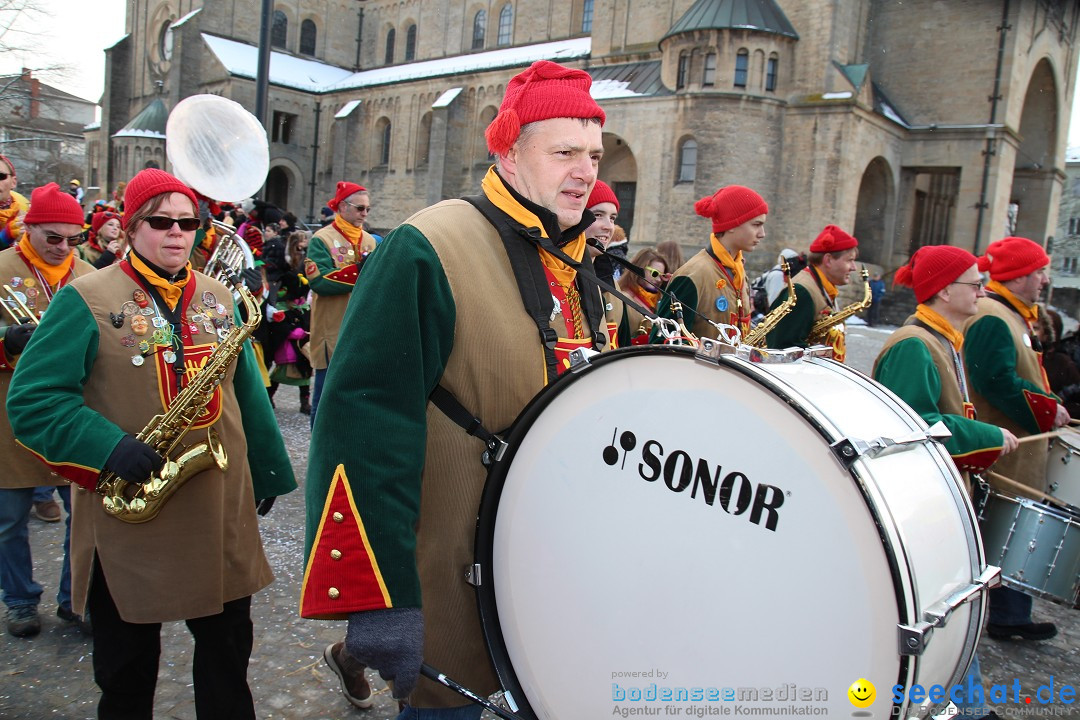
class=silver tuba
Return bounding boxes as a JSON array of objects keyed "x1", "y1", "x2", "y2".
[{"x1": 165, "y1": 94, "x2": 269, "y2": 283}]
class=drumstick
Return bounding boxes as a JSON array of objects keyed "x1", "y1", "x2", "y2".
[
  {"x1": 986, "y1": 471, "x2": 1072, "y2": 511},
  {"x1": 420, "y1": 663, "x2": 526, "y2": 720},
  {"x1": 1015, "y1": 429, "x2": 1063, "y2": 444}
]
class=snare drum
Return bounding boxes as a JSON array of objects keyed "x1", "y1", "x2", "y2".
[
  {"x1": 1047, "y1": 430, "x2": 1080, "y2": 510},
  {"x1": 978, "y1": 490, "x2": 1080, "y2": 606},
  {"x1": 475, "y1": 345, "x2": 990, "y2": 720}
]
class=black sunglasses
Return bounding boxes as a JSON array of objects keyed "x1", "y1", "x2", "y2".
[
  {"x1": 43, "y1": 231, "x2": 83, "y2": 246},
  {"x1": 0, "y1": 173, "x2": 10, "y2": 181},
  {"x1": 144, "y1": 216, "x2": 200, "y2": 231}
]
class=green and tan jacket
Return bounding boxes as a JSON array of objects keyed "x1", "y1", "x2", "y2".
[
  {"x1": 654, "y1": 247, "x2": 750, "y2": 341},
  {"x1": 7, "y1": 263, "x2": 295, "y2": 622},
  {"x1": 874, "y1": 321, "x2": 1003, "y2": 475},
  {"x1": 766, "y1": 265, "x2": 840, "y2": 354},
  {"x1": 963, "y1": 295, "x2": 1058, "y2": 491},
  {"x1": 0, "y1": 245, "x2": 95, "y2": 489},
  {"x1": 302, "y1": 190, "x2": 612, "y2": 707},
  {"x1": 304, "y1": 221, "x2": 377, "y2": 370}
]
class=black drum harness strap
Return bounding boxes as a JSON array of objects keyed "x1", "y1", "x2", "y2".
[{"x1": 428, "y1": 194, "x2": 657, "y2": 467}]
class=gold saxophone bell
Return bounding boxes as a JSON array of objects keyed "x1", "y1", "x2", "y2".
[
  {"x1": 744, "y1": 258, "x2": 797, "y2": 347},
  {"x1": 807, "y1": 267, "x2": 872, "y2": 346}
]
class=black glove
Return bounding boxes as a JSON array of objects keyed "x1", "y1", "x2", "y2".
[
  {"x1": 345, "y1": 608, "x2": 424, "y2": 699},
  {"x1": 3, "y1": 322, "x2": 34, "y2": 358},
  {"x1": 241, "y1": 267, "x2": 264, "y2": 295},
  {"x1": 105, "y1": 435, "x2": 164, "y2": 485},
  {"x1": 256, "y1": 496, "x2": 276, "y2": 516}
]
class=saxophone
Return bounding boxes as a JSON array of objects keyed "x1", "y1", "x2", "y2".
[
  {"x1": 807, "y1": 267, "x2": 871, "y2": 347},
  {"x1": 96, "y1": 275, "x2": 261, "y2": 523},
  {"x1": 744, "y1": 258, "x2": 797, "y2": 347}
]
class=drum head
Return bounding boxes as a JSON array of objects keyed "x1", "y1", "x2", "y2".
[
  {"x1": 166, "y1": 94, "x2": 269, "y2": 202},
  {"x1": 476, "y1": 347, "x2": 977, "y2": 719}
]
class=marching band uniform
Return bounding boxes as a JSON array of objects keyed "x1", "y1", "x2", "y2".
[
  {"x1": 7, "y1": 169, "x2": 295, "y2": 719},
  {"x1": 655, "y1": 186, "x2": 766, "y2": 341},
  {"x1": 766, "y1": 225, "x2": 859, "y2": 361},
  {"x1": 303, "y1": 62, "x2": 612, "y2": 714},
  {"x1": 962, "y1": 236, "x2": 1061, "y2": 643},
  {"x1": 0, "y1": 184, "x2": 94, "y2": 637}
]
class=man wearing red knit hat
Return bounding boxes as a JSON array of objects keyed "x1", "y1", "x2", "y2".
[
  {"x1": 873, "y1": 244, "x2": 1016, "y2": 720},
  {"x1": 653, "y1": 185, "x2": 767, "y2": 340},
  {"x1": 0, "y1": 182, "x2": 95, "y2": 638},
  {"x1": 303, "y1": 60, "x2": 611, "y2": 718},
  {"x1": 766, "y1": 224, "x2": 860, "y2": 360},
  {"x1": 963, "y1": 235, "x2": 1066, "y2": 642},
  {"x1": 303, "y1": 181, "x2": 375, "y2": 423}
]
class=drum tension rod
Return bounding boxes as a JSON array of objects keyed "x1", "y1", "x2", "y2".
[
  {"x1": 897, "y1": 565, "x2": 1000, "y2": 656},
  {"x1": 830, "y1": 422, "x2": 952, "y2": 468}
]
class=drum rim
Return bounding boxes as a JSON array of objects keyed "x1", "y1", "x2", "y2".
[{"x1": 473, "y1": 346, "x2": 957, "y2": 718}]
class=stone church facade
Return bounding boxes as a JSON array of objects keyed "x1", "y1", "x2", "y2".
[{"x1": 88, "y1": 0, "x2": 1079, "y2": 277}]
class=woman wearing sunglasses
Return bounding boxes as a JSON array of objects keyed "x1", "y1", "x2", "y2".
[
  {"x1": 614, "y1": 247, "x2": 669, "y2": 346},
  {"x1": 0, "y1": 155, "x2": 28, "y2": 251},
  {"x1": 7, "y1": 168, "x2": 295, "y2": 720},
  {"x1": 654, "y1": 185, "x2": 767, "y2": 341}
]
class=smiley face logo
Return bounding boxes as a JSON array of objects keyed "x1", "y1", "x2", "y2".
[{"x1": 847, "y1": 678, "x2": 875, "y2": 708}]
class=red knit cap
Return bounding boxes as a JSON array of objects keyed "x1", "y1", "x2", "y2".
[
  {"x1": 809, "y1": 225, "x2": 858, "y2": 253},
  {"x1": 894, "y1": 245, "x2": 978, "y2": 303},
  {"x1": 122, "y1": 168, "x2": 198, "y2": 229},
  {"x1": 328, "y1": 182, "x2": 367, "y2": 212},
  {"x1": 485, "y1": 60, "x2": 606, "y2": 156},
  {"x1": 91, "y1": 210, "x2": 121, "y2": 234},
  {"x1": 23, "y1": 183, "x2": 84, "y2": 226},
  {"x1": 694, "y1": 185, "x2": 768, "y2": 234},
  {"x1": 587, "y1": 180, "x2": 619, "y2": 211},
  {"x1": 978, "y1": 236, "x2": 1050, "y2": 281}
]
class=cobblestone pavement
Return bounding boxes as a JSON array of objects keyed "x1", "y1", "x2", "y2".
[{"x1": 1, "y1": 327, "x2": 1077, "y2": 719}]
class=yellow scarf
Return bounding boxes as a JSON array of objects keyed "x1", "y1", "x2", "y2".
[
  {"x1": 129, "y1": 252, "x2": 192, "y2": 311},
  {"x1": 17, "y1": 235, "x2": 74, "y2": 288},
  {"x1": 709, "y1": 234, "x2": 745, "y2": 290},
  {"x1": 632, "y1": 287, "x2": 661, "y2": 312},
  {"x1": 915, "y1": 304, "x2": 964, "y2": 352},
  {"x1": 816, "y1": 267, "x2": 839, "y2": 301},
  {"x1": 334, "y1": 216, "x2": 365, "y2": 247},
  {"x1": 986, "y1": 280, "x2": 1038, "y2": 323},
  {"x1": 481, "y1": 168, "x2": 586, "y2": 287}
]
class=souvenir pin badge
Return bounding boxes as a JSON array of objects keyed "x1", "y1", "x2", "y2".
[
  {"x1": 131, "y1": 355, "x2": 145, "y2": 367},
  {"x1": 132, "y1": 289, "x2": 149, "y2": 308},
  {"x1": 121, "y1": 301, "x2": 139, "y2": 316},
  {"x1": 22, "y1": 278, "x2": 36, "y2": 288},
  {"x1": 10, "y1": 277, "x2": 21, "y2": 287},
  {"x1": 202, "y1": 291, "x2": 217, "y2": 307},
  {"x1": 716, "y1": 296, "x2": 729, "y2": 312},
  {"x1": 110, "y1": 312, "x2": 125, "y2": 329},
  {"x1": 138, "y1": 340, "x2": 151, "y2": 354},
  {"x1": 131, "y1": 315, "x2": 149, "y2": 336},
  {"x1": 715, "y1": 278, "x2": 726, "y2": 290},
  {"x1": 162, "y1": 350, "x2": 177, "y2": 364},
  {"x1": 152, "y1": 316, "x2": 168, "y2": 328},
  {"x1": 120, "y1": 334, "x2": 136, "y2": 347}
]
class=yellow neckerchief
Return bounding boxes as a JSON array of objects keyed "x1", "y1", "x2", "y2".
[
  {"x1": 815, "y1": 265, "x2": 839, "y2": 302},
  {"x1": 17, "y1": 234, "x2": 73, "y2": 288},
  {"x1": 709, "y1": 234, "x2": 745, "y2": 290},
  {"x1": 632, "y1": 286, "x2": 661, "y2": 311},
  {"x1": 129, "y1": 251, "x2": 192, "y2": 311},
  {"x1": 915, "y1": 304, "x2": 964, "y2": 352},
  {"x1": 333, "y1": 216, "x2": 365, "y2": 247},
  {"x1": 986, "y1": 280, "x2": 1039, "y2": 323},
  {"x1": 482, "y1": 167, "x2": 586, "y2": 287},
  {"x1": 201, "y1": 225, "x2": 216, "y2": 252}
]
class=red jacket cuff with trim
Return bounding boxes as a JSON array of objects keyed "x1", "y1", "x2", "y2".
[{"x1": 1024, "y1": 389, "x2": 1058, "y2": 433}]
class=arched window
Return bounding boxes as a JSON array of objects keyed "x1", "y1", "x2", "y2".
[
  {"x1": 582, "y1": 0, "x2": 594, "y2": 33},
  {"x1": 300, "y1": 19, "x2": 317, "y2": 56},
  {"x1": 385, "y1": 28, "x2": 396, "y2": 64},
  {"x1": 498, "y1": 5, "x2": 513, "y2": 46},
  {"x1": 473, "y1": 10, "x2": 486, "y2": 49},
  {"x1": 766, "y1": 55, "x2": 778, "y2": 92},
  {"x1": 676, "y1": 51, "x2": 689, "y2": 90},
  {"x1": 405, "y1": 24, "x2": 417, "y2": 61},
  {"x1": 678, "y1": 139, "x2": 697, "y2": 183},
  {"x1": 272, "y1": 11, "x2": 287, "y2": 49},
  {"x1": 377, "y1": 119, "x2": 392, "y2": 166},
  {"x1": 702, "y1": 53, "x2": 717, "y2": 87},
  {"x1": 734, "y1": 50, "x2": 748, "y2": 88},
  {"x1": 417, "y1": 112, "x2": 432, "y2": 166}
]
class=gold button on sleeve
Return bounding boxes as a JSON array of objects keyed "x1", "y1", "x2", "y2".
[
  {"x1": 330, "y1": 549, "x2": 342, "y2": 560},
  {"x1": 328, "y1": 587, "x2": 340, "y2": 599},
  {"x1": 332, "y1": 512, "x2": 344, "y2": 523}
]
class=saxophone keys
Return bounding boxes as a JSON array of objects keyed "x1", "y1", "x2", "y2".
[
  {"x1": 160, "y1": 460, "x2": 181, "y2": 482},
  {"x1": 127, "y1": 497, "x2": 147, "y2": 514}
]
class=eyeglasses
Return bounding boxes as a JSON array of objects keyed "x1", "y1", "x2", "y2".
[
  {"x1": 42, "y1": 231, "x2": 83, "y2": 246},
  {"x1": 144, "y1": 216, "x2": 201, "y2": 232},
  {"x1": 341, "y1": 200, "x2": 371, "y2": 213},
  {"x1": 0, "y1": 173, "x2": 11, "y2": 181},
  {"x1": 644, "y1": 266, "x2": 671, "y2": 281},
  {"x1": 951, "y1": 280, "x2": 984, "y2": 290}
]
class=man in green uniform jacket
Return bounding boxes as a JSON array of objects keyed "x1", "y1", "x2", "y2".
[
  {"x1": 962, "y1": 236, "x2": 1066, "y2": 643},
  {"x1": 302, "y1": 61, "x2": 613, "y2": 718},
  {"x1": 874, "y1": 243, "x2": 1015, "y2": 720}
]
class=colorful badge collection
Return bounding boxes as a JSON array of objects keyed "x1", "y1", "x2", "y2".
[
  {"x1": 6, "y1": 277, "x2": 41, "y2": 316},
  {"x1": 117, "y1": 288, "x2": 231, "y2": 367}
]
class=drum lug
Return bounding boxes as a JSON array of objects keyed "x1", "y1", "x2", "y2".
[
  {"x1": 922, "y1": 566, "x2": 1001, "y2": 629},
  {"x1": 568, "y1": 347, "x2": 599, "y2": 372},
  {"x1": 830, "y1": 422, "x2": 953, "y2": 467},
  {"x1": 694, "y1": 337, "x2": 737, "y2": 364},
  {"x1": 897, "y1": 622, "x2": 933, "y2": 656},
  {"x1": 465, "y1": 563, "x2": 482, "y2": 587}
]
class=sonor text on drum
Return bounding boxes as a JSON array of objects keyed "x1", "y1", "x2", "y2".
[{"x1": 603, "y1": 428, "x2": 786, "y2": 531}]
